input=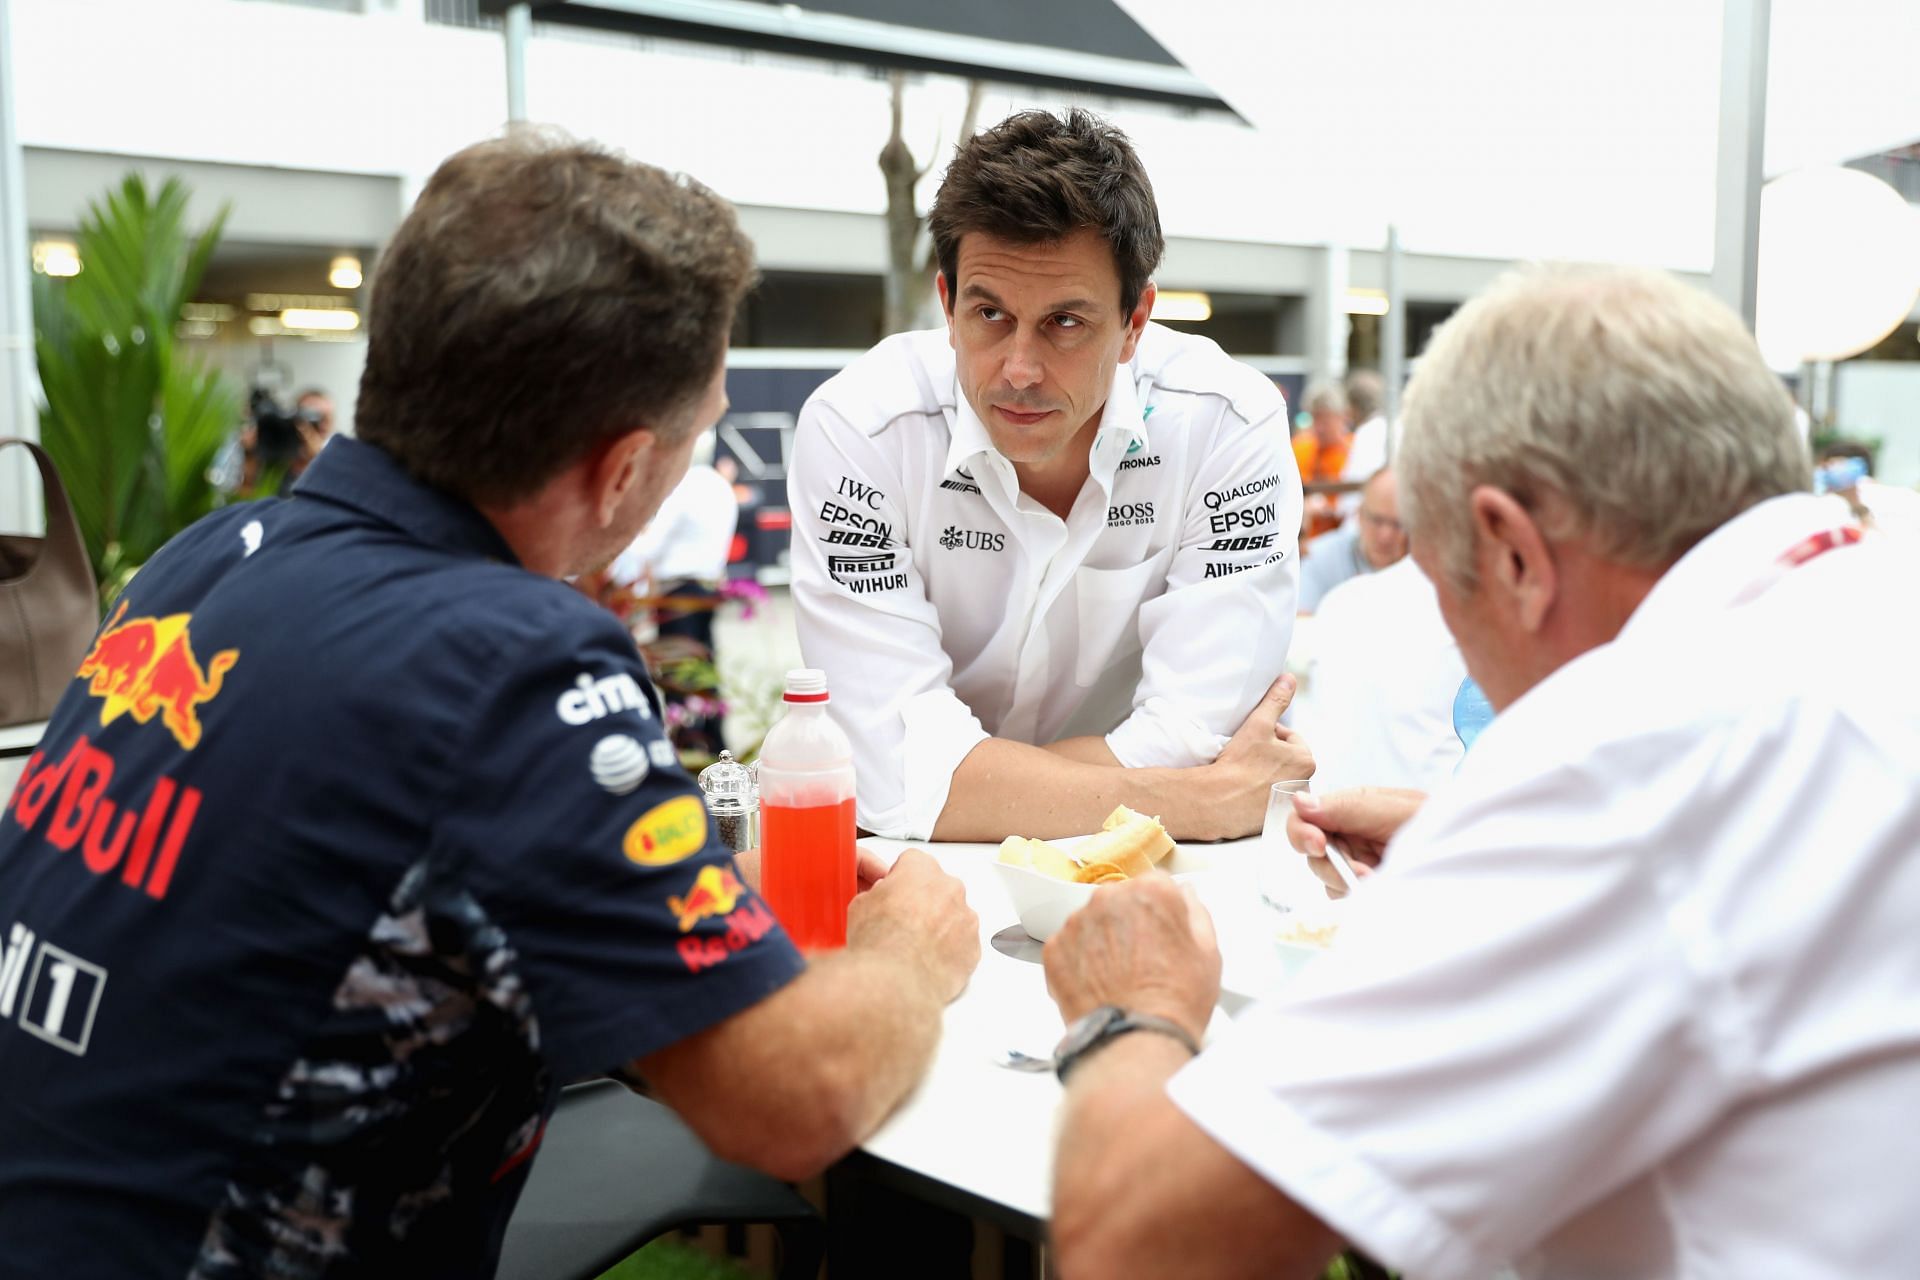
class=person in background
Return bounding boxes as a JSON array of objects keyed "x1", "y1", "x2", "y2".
[
  {"x1": 1339, "y1": 369, "x2": 1387, "y2": 495},
  {"x1": 1298, "y1": 555, "x2": 1465, "y2": 794},
  {"x1": 1041, "y1": 263, "x2": 1920, "y2": 1278},
  {"x1": 292, "y1": 389, "x2": 335, "y2": 462},
  {"x1": 788, "y1": 107, "x2": 1310, "y2": 844},
  {"x1": 1815, "y1": 437, "x2": 1920, "y2": 539},
  {"x1": 1294, "y1": 382, "x2": 1353, "y2": 539},
  {"x1": 0, "y1": 130, "x2": 979, "y2": 1280},
  {"x1": 238, "y1": 387, "x2": 335, "y2": 494},
  {"x1": 1296, "y1": 467, "x2": 1407, "y2": 612},
  {"x1": 607, "y1": 431, "x2": 741, "y2": 757}
]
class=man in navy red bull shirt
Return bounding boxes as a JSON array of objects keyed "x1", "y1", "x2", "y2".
[{"x1": 0, "y1": 130, "x2": 978, "y2": 1279}]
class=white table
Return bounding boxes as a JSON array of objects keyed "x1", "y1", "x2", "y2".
[
  {"x1": 845, "y1": 835, "x2": 1331, "y2": 1237},
  {"x1": 0, "y1": 720, "x2": 47, "y2": 755},
  {"x1": 0, "y1": 721, "x2": 47, "y2": 799}
]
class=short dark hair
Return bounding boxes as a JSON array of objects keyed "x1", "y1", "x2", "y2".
[
  {"x1": 928, "y1": 108, "x2": 1164, "y2": 317},
  {"x1": 1817, "y1": 438, "x2": 1875, "y2": 475},
  {"x1": 356, "y1": 129, "x2": 757, "y2": 505}
]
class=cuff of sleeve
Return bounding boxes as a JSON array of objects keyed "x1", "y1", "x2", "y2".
[
  {"x1": 553, "y1": 938, "x2": 806, "y2": 1084},
  {"x1": 872, "y1": 689, "x2": 989, "y2": 841},
  {"x1": 1166, "y1": 1025, "x2": 1491, "y2": 1280},
  {"x1": 1104, "y1": 695, "x2": 1231, "y2": 769}
]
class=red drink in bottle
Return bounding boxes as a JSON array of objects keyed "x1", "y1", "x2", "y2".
[{"x1": 757, "y1": 669, "x2": 857, "y2": 949}]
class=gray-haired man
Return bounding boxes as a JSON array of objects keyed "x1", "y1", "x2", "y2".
[{"x1": 1042, "y1": 264, "x2": 1920, "y2": 1279}]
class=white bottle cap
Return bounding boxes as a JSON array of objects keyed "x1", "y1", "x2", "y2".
[{"x1": 783, "y1": 668, "x2": 830, "y2": 702}]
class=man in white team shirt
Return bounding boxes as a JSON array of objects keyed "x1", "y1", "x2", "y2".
[
  {"x1": 789, "y1": 108, "x2": 1310, "y2": 843},
  {"x1": 1041, "y1": 264, "x2": 1920, "y2": 1278}
]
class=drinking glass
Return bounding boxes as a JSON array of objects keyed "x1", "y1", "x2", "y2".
[{"x1": 1259, "y1": 780, "x2": 1313, "y2": 909}]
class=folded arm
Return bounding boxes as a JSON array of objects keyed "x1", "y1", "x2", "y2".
[{"x1": 933, "y1": 675, "x2": 1312, "y2": 842}]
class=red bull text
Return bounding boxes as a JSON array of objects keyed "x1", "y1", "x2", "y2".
[{"x1": 4, "y1": 735, "x2": 203, "y2": 901}]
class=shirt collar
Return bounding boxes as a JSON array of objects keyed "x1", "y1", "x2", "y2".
[
  {"x1": 1618, "y1": 492, "x2": 1837, "y2": 642},
  {"x1": 942, "y1": 390, "x2": 997, "y2": 479},
  {"x1": 292, "y1": 435, "x2": 522, "y2": 565},
  {"x1": 939, "y1": 359, "x2": 1151, "y2": 482}
]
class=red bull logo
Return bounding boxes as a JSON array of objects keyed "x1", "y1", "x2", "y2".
[
  {"x1": 75, "y1": 602, "x2": 239, "y2": 751},
  {"x1": 667, "y1": 861, "x2": 778, "y2": 974},
  {"x1": 667, "y1": 864, "x2": 746, "y2": 932}
]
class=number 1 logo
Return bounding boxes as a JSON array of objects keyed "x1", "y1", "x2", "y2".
[{"x1": 17, "y1": 940, "x2": 107, "y2": 1057}]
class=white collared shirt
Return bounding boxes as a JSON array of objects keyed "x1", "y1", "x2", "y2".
[
  {"x1": 608, "y1": 464, "x2": 738, "y2": 585},
  {"x1": 1300, "y1": 556, "x2": 1465, "y2": 793},
  {"x1": 1170, "y1": 493, "x2": 1920, "y2": 1279},
  {"x1": 788, "y1": 323, "x2": 1301, "y2": 839}
]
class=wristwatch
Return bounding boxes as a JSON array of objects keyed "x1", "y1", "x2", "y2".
[{"x1": 1052, "y1": 1004, "x2": 1201, "y2": 1083}]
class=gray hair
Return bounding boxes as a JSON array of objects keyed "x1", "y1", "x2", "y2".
[
  {"x1": 1304, "y1": 382, "x2": 1349, "y2": 417},
  {"x1": 1398, "y1": 263, "x2": 1809, "y2": 590},
  {"x1": 1345, "y1": 369, "x2": 1384, "y2": 422}
]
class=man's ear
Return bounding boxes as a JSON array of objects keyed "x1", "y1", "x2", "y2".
[
  {"x1": 1119, "y1": 281, "x2": 1156, "y2": 364},
  {"x1": 1469, "y1": 486, "x2": 1557, "y2": 633},
  {"x1": 935, "y1": 269, "x2": 956, "y2": 345},
  {"x1": 589, "y1": 428, "x2": 654, "y2": 528}
]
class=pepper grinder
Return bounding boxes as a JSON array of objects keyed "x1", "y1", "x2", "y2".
[{"x1": 695, "y1": 750, "x2": 759, "y2": 854}]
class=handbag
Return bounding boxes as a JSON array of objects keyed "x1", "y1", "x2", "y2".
[{"x1": 0, "y1": 438, "x2": 100, "y2": 728}]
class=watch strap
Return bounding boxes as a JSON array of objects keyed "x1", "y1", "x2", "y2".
[{"x1": 1055, "y1": 1010, "x2": 1200, "y2": 1083}]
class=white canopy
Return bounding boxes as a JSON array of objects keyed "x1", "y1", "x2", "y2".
[{"x1": 1111, "y1": 0, "x2": 1920, "y2": 272}]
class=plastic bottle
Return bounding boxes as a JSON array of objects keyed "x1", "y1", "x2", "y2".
[{"x1": 756, "y1": 668, "x2": 857, "y2": 949}]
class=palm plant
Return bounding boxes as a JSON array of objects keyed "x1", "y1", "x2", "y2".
[{"x1": 33, "y1": 174, "x2": 241, "y2": 603}]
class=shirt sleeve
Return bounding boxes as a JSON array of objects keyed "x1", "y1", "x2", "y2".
[
  {"x1": 788, "y1": 398, "x2": 988, "y2": 840},
  {"x1": 1165, "y1": 741, "x2": 1747, "y2": 1279},
  {"x1": 436, "y1": 601, "x2": 805, "y2": 1083},
  {"x1": 1105, "y1": 393, "x2": 1301, "y2": 769}
]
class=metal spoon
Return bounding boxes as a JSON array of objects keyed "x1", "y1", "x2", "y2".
[
  {"x1": 1323, "y1": 840, "x2": 1363, "y2": 894},
  {"x1": 995, "y1": 1047, "x2": 1056, "y2": 1073}
]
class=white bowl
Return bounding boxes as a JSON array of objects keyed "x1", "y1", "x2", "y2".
[
  {"x1": 992, "y1": 838, "x2": 1226, "y2": 942},
  {"x1": 1269, "y1": 905, "x2": 1343, "y2": 983}
]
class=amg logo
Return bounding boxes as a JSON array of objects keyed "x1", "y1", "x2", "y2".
[
  {"x1": 1203, "y1": 534, "x2": 1278, "y2": 552},
  {"x1": 1204, "y1": 562, "x2": 1255, "y2": 579},
  {"x1": 1107, "y1": 502, "x2": 1156, "y2": 528},
  {"x1": 938, "y1": 526, "x2": 1005, "y2": 552},
  {"x1": 1117, "y1": 453, "x2": 1161, "y2": 472},
  {"x1": 1208, "y1": 502, "x2": 1276, "y2": 535},
  {"x1": 848, "y1": 574, "x2": 908, "y2": 594},
  {"x1": 828, "y1": 553, "x2": 896, "y2": 584},
  {"x1": 939, "y1": 466, "x2": 981, "y2": 495},
  {"x1": 835, "y1": 476, "x2": 885, "y2": 509}
]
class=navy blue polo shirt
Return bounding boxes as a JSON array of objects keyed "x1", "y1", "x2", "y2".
[{"x1": 0, "y1": 437, "x2": 804, "y2": 1279}]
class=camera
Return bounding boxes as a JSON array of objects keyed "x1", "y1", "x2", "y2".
[{"x1": 249, "y1": 388, "x2": 326, "y2": 469}]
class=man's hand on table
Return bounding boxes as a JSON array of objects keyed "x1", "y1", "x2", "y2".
[
  {"x1": 1193, "y1": 674, "x2": 1316, "y2": 841},
  {"x1": 1043, "y1": 876, "x2": 1221, "y2": 1046},
  {"x1": 848, "y1": 849, "x2": 980, "y2": 1003},
  {"x1": 1286, "y1": 786, "x2": 1426, "y2": 898}
]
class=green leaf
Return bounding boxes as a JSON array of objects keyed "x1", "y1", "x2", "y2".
[{"x1": 31, "y1": 171, "x2": 240, "y2": 590}]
